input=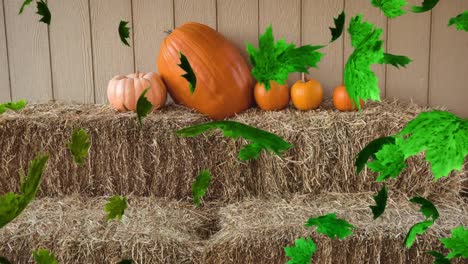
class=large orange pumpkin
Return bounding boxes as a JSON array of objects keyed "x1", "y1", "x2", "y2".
[
  {"x1": 254, "y1": 81, "x2": 290, "y2": 111},
  {"x1": 157, "y1": 22, "x2": 254, "y2": 120},
  {"x1": 332, "y1": 85, "x2": 364, "y2": 111},
  {"x1": 291, "y1": 78, "x2": 323, "y2": 110},
  {"x1": 107, "y1": 72, "x2": 167, "y2": 112}
]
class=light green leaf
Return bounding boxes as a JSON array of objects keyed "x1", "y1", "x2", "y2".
[
  {"x1": 371, "y1": 0, "x2": 408, "y2": 18},
  {"x1": 104, "y1": 195, "x2": 128, "y2": 221},
  {"x1": 440, "y1": 226, "x2": 468, "y2": 259},
  {"x1": 448, "y1": 11, "x2": 468, "y2": 32},
  {"x1": 284, "y1": 237, "x2": 317, "y2": 264},
  {"x1": 67, "y1": 128, "x2": 91, "y2": 166},
  {"x1": 192, "y1": 169, "x2": 212, "y2": 206},
  {"x1": 411, "y1": 0, "x2": 439, "y2": 13},
  {"x1": 178, "y1": 52, "x2": 197, "y2": 94},
  {"x1": 380, "y1": 53, "x2": 412, "y2": 68},
  {"x1": 136, "y1": 87, "x2": 153, "y2": 126},
  {"x1": 0, "y1": 100, "x2": 27, "y2": 114},
  {"x1": 404, "y1": 220, "x2": 434, "y2": 248},
  {"x1": 355, "y1": 136, "x2": 395, "y2": 174},
  {"x1": 305, "y1": 213, "x2": 355, "y2": 240},
  {"x1": 19, "y1": 0, "x2": 33, "y2": 14},
  {"x1": 36, "y1": 0, "x2": 51, "y2": 25},
  {"x1": 370, "y1": 185, "x2": 388, "y2": 219},
  {"x1": 32, "y1": 249, "x2": 58, "y2": 264},
  {"x1": 367, "y1": 142, "x2": 406, "y2": 182},
  {"x1": 427, "y1": 251, "x2": 451, "y2": 264},
  {"x1": 409, "y1": 196, "x2": 439, "y2": 221},
  {"x1": 176, "y1": 121, "x2": 293, "y2": 161},
  {"x1": 119, "y1": 21, "x2": 131, "y2": 47},
  {"x1": 330, "y1": 11, "x2": 346, "y2": 43}
]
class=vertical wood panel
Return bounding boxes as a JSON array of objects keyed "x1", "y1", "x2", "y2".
[
  {"x1": 4, "y1": 0, "x2": 52, "y2": 101},
  {"x1": 48, "y1": 0, "x2": 94, "y2": 103},
  {"x1": 302, "y1": 0, "x2": 344, "y2": 97},
  {"x1": 259, "y1": 0, "x2": 301, "y2": 85},
  {"x1": 429, "y1": 0, "x2": 468, "y2": 118},
  {"x1": 174, "y1": 0, "x2": 216, "y2": 28},
  {"x1": 344, "y1": 1, "x2": 387, "y2": 97},
  {"x1": 217, "y1": 0, "x2": 258, "y2": 63},
  {"x1": 90, "y1": 0, "x2": 134, "y2": 104},
  {"x1": 133, "y1": 0, "x2": 173, "y2": 73},
  {"x1": 0, "y1": 0, "x2": 10, "y2": 102},
  {"x1": 386, "y1": 0, "x2": 430, "y2": 105}
]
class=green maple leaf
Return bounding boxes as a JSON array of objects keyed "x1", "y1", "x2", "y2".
[
  {"x1": 380, "y1": 53, "x2": 412, "y2": 68},
  {"x1": 330, "y1": 11, "x2": 346, "y2": 43},
  {"x1": 36, "y1": 0, "x2": 51, "y2": 25},
  {"x1": 409, "y1": 196, "x2": 439, "y2": 221},
  {"x1": 136, "y1": 87, "x2": 153, "y2": 126},
  {"x1": 404, "y1": 220, "x2": 434, "y2": 248},
  {"x1": 119, "y1": 21, "x2": 131, "y2": 47},
  {"x1": 427, "y1": 251, "x2": 451, "y2": 264},
  {"x1": 32, "y1": 249, "x2": 58, "y2": 264},
  {"x1": 0, "y1": 100, "x2": 27, "y2": 114},
  {"x1": 104, "y1": 195, "x2": 128, "y2": 221},
  {"x1": 371, "y1": 0, "x2": 408, "y2": 18},
  {"x1": 355, "y1": 136, "x2": 395, "y2": 174},
  {"x1": 305, "y1": 213, "x2": 355, "y2": 240},
  {"x1": 246, "y1": 25, "x2": 324, "y2": 91},
  {"x1": 192, "y1": 170, "x2": 212, "y2": 206},
  {"x1": 367, "y1": 142, "x2": 406, "y2": 182},
  {"x1": 448, "y1": 11, "x2": 468, "y2": 32},
  {"x1": 19, "y1": 0, "x2": 33, "y2": 14},
  {"x1": 0, "y1": 153, "x2": 49, "y2": 229},
  {"x1": 116, "y1": 260, "x2": 133, "y2": 264},
  {"x1": 178, "y1": 52, "x2": 197, "y2": 94},
  {"x1": 0, "y1": 256, "x2": 12, "y2": 264},
  {"x1": 370, "y1": 185, "x2": 388, "y2": 219},
  {"x1": 440, "y1": 226, "x2": 468, "y2": 259},
  {"x1": 284, "y1": 237, "x2": 317, "y2": 264},
  {"x1": 67, "y1": 128, "x2": 91, "y2": 166},
  {"x1": 411, "y1": 0, "x2": 439, "y2": 13},
  {"x1": 176, "y1": 121, "x2": 293, "y2": 161}
]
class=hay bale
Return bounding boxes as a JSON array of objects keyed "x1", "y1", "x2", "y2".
[
  {"x1": 0, "y1": 196, "x2": 211, "y2": 264},
  {"x1": 0, "y1": 99, "x2": 464, "y2": 201},
  {"x1": 202, "y1": 193, "x2": 468, "y2": 264}
]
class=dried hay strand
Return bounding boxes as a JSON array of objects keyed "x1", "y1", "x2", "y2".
[
  {"x1": 0, "y1": 196, "x2": 212, "y2": 264},
  {"x1": 202, "y1": 193, "x2": 468, "y2": 264},
  {"x1": 0, "y1": 99, "x2": 464, "y2": 201}
]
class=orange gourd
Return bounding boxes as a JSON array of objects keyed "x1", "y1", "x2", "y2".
[
  {"x1": 291, "y1": 78, "x2": 323, "y2": 110},
  {"x1": 157, "y1": 22, "x2": 254, "y2": 120},
  {"x1": 254, "y1": 81, "x2": 290, "y2": 111},
  {"x1": 107, "y1": 72, "x2": 167, "y2": 112},
  {"x1": 332, "y1": 85, "x2": 364, "y2": 111}
]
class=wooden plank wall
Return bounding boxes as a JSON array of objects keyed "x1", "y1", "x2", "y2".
[{"x1": 0, "y1": 0, "x2": 467, "y2": 117}]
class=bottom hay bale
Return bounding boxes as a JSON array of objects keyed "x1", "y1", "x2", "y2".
[{"x1": 202, "y1": 193, "x2": 468, "y2": 264}]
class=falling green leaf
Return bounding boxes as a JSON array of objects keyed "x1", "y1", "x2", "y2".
[
  {"x1": 440, "y1": 226, "x2": 468, "y2": 259},
  {"x1": 176, "y1": 121, "x2": 293, "y2": 161},
  {"x1": 67, "y1": 128, "x2": 91, "y2": 166},
  {"x1": 284, "y1": 237, "x2": 317, "y2": 264},
  {"x1": 36, "y1": 0, "x2": 51, "y2": 25},
  {"x1": 448, "y1": 11, "x2": 468, "y2": 32},
  {"x1": 19, "y1": 0, "x2": 33, "y2": 14},
  {"x1": 136, "y1": 87, "x2": 153, "y2": 126},
  {"x1": 380, "y1": 53, "x2": 412, "y2": 68},
  {"x1": 104, "y1": 195, "x2": 128, "y2": 221},
  {"x1": 305, "y1": 213, "x2": 355, "y2": 240},
  {"x1": 411, "y1": 0, "x2": 439, "y2": 13},
  {"x1": 0, "y1": 100, "x2": 27, "y2": 114},
  {"x1": 116, "y1": 260, "x2": 133, "y2": 264},
  {"x1": 0, "y1": 153, "x2": 48, "y2": 229},
  {"x1": 246, "y1": 25, "x2": 324, "y2": 91},
  {"x1": 370, "y1": 185, "x2": 388, "y2": 219},
  {"x1": 427, "y1": 251, "x2": 452, "y2": 264},
  {"x1": 32, "y1": 249, "x2": 58, "y2": 264},
  {"x1": 177, "y1": 52, "x2": 197, "y2": 94},
  {"x1": 119, "y1": 21, "x2": 131, "y2": 47},
  {"x1": 192, "y1": 169, "x2": 212, "y2": 206},
  {"x1": 367, "y1": 142, "x2": 407, "y2": 182},
  {"x1": 371, "y1": 0, "x2": 408, "y2": 18},
  {"x1": 0, "y1": 256, "x2": 12, "y2": 264},
  {"x1": 330, "y1": 11, "x2": 346, "y2": 43},
  {"x1": 409, "y1": 196, "x2": 439, "y2": 221},
  {"x1": 355, "y1": 136, "x2": 396, "y2": 174},
  {"x1": 404, "y1": 220, "x2": 434, "y2": 248}
]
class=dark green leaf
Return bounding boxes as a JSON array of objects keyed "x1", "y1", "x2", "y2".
[
  {"x1": 448, "y1": 11, "x2": 468, "y2": 32},
  {"x1": 380, "y1": 53, "x2": 412, "y2": 68},
  {"x1": 409, "y1": 196, "x2": 439, "y2": 221},
  {"x1": 427, "y1": 251, "x2": 451, "y2": 264},
  {"x1": 19, "y1": 0, "x2": 33, "y2": 14},
  {"x1": 404, "y1": 220, "x2": 434, "y2": 248},
  {"x1": 440, "y1": 226, "x2": 468, "y2": 259},
  {"x1": 370, "y1": 185, "x2": 388, "y2": 219},
  {"x1": 0, "y1": 256, "x2": 12, "y2": 264},
  {"x1": 355, "y1": 136, "x2": 395, "y2": 174},
  {"x1": 411, "y1": 0, "x2": 439, "y2": 13},
  {"x1": 67, "y1": 128, "x2": 91, "y2": 166},
  {"x1": 192, "y1": 170, "x2": 212, "y2": 206},
  {"x1": 330, "y1": 11, "x2": 346, "y2": 43},
  {"x1": 176, "y1": 121, "x2": 293, "y2": 161},
  {"x1": 305, "y1": 213, "x2": 355, "y2": 240},
  {"x1": 136, "y1": 87, "x2": 153, "y2": 126},
  {"x1": 32, "y1": 249, "x2": 58, "y2": 264},
  {"x1": 36, "y1": 0, "x2": 51, "y2": 25},
  {"x1": 371, "y1": 0, "x2": 408, "y2": 18},
  {"x1": 178, "y1": 52, "x2": 197, "y2": 94},
  {"x1": 0, "y1": 100, "x2": 27, "y2": 114},
  {"x1": 284, "y1": 237, "x2": 317, "y2": 264},
  {"x1": 116, "y1": 260, "x2": 133, "y2": 264},
  {"x1": 119, "y1": 21, "x2": 131, "y2": 47},
  {"x1": 104, "y1": 195, "x2": 128, "y2": 221}
]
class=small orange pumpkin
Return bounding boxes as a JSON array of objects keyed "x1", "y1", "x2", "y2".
[
  {"x1": 291, "y1": 78, "x2": 323, "y2": 110},
  {"x1": 254, "y1": 81, "x2": 290, "y2": 111},
  {"x1": 107, "y1": 72, "x2": 167, "y2": 112},
  {"x1": 332, "y1": 85, "x2": 364, "y2": 111}
]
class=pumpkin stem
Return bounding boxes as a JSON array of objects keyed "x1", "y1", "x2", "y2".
[
  {"x1": 301, "y1": 73, "x2": 306, "y2": 82},
  {"x1": 164, "y1": 30, "x2": 173, "y2": 35}
]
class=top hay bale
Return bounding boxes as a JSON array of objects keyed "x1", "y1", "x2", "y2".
[{"x1": 0, "y1": 100, "x2": 464, "y2": 201}]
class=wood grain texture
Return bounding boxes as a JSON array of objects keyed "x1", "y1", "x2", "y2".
[
  {"x1": 344, "y1": 1, "x2": 388, "y2": 98},
  {"x1": 48, "y1": 0, "x2": 94, "y2": 103},
  {"x1": 4, "y1": 0, "x2": 52, "y2": 101},
  {"x1": 302, "y1": 0, "x2": 344, "y2": 97},
  {"x1": 386, "y1": 0, "x2": 430, "y2": 106},
  {"x1": 133, "y1": 0, "x2": 173, "y2": 73},
  {"x1": 259, "y1": 0, "x2": 301, "y2": 85},
  {"x1": 90, "y1": 0, "x2": 134, "y2": 104},
  {"x1": 217, "y1": 0, "x2": 258, "y2": 63},
  {"x1": 174, "y1": 0, "x2": 216, "y2": 28},
  {"x1": 429, "y1": 0, "x2": 468, "y2": 117},
  {"x1": 0, "y1": 0, "x2": 10, "y2": 101}
]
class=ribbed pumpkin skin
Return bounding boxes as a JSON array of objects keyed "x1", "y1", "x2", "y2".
[
  {"x1": 157, "y1": 22, "x2": 254, "y2": 120},
  {"x1": 332, "y1": 85, "x2": 364, "y2": 111},
  {"x1": 254, "y1": 81, "x2": 290, "y2": 111},
  {"x1": 291, "y1": 79, "x2": 323, "y2": 110}
]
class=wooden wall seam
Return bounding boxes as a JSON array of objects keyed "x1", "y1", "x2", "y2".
[
  {"x1": 0, "y1": 0, "x2": 11, "y2": 101},
  {"x1": 87, "y1": 0, "x2": 96, "y2": 104}
]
